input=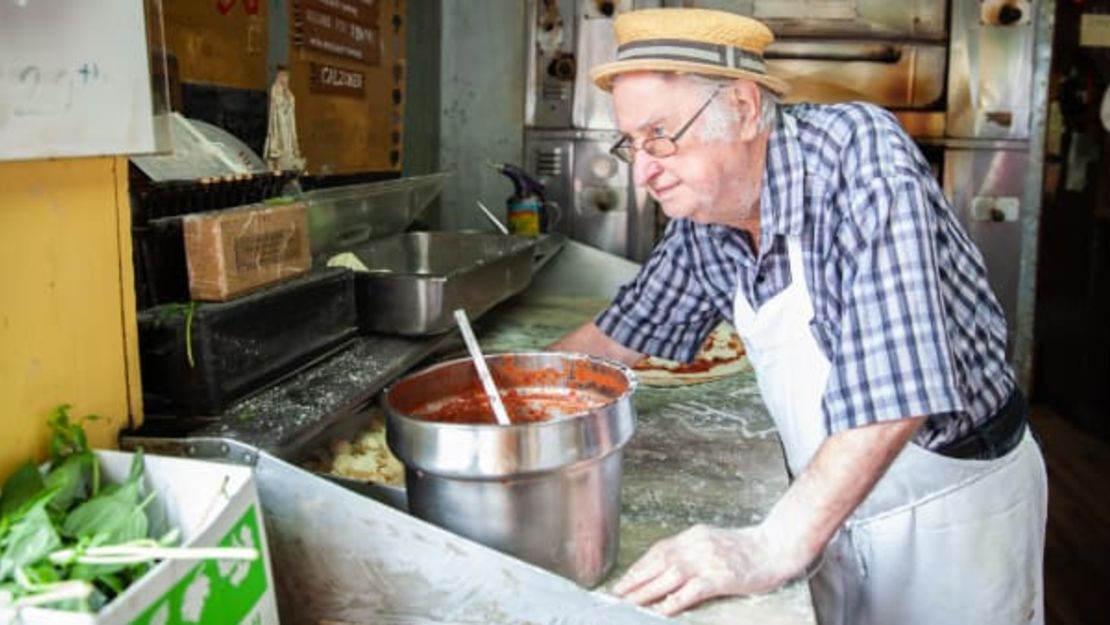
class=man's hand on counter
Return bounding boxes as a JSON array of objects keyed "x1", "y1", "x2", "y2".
[
  {"x1": 613, "y1": 415, "x2": 927, "y2": 616},
  {"x1": 548, "y1": 321, "x2": 643, "y2": 365},
  {"x1": 612, "y1": 523, "x2": 803, "y2": 616}
]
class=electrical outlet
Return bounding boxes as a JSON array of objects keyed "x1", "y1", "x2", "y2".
[{"x1": 971, "y1": 196, "x2": 1020, "y2": 222}]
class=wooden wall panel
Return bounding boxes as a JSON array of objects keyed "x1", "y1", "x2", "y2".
[
  {"x1": 290, "y1": 0, "x2": 406, "y2": 174},
  {"x1": 160, "y1": 0, "x2": 268, "y2": 90}
]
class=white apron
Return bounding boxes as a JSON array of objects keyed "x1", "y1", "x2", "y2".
[{"x1": 732, "y1": 237, "x2": 1048, "y2": 625}]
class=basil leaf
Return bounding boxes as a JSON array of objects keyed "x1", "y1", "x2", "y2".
[
  {"x1": 0, "y1": 462, "x2": 46, "y2": 519},
  {"x1": 62, "y1": 449, "x2": 148, "y2": 543},
  {"x1": 47, "y1": 404, "x2": 95, "y2": 465},
  {"x1": 70, "y1": 560, "x2": 129, "y2": 582},
  {"x1": 0, "y1": 503, "x2": 61, "y2": 582},
  {"x1": 44, "y1": 453, "x2": 91, "y2": 515},
  {"x1": 126, "y1": 448, "x2": 144, "y2": 484},
  {"x1": 97, "y1": 571, "x2": 125, "y2": 596},
  {"x1": 61, "y1": 480, "x2": 145, "y2": 542},
  {"x1": 22, "y1": 561, "x2": 61, "y2": 584}
]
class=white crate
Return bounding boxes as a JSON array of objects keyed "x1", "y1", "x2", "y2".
[{"x1": 2, "y1": 450, "x2": 279, "y2": 625}]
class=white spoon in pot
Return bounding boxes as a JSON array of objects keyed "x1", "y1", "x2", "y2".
[{"x1": 453, "y1": 309, "x2": 512, "y2": 426}]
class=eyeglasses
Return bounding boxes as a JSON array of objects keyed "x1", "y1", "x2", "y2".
[{"x1": 609, "y1": 87, "x2": 722, "y2": 165}]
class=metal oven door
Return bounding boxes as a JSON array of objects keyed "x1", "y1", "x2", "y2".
[
  {"x1": 689, "y1": 0, "x2": 948, "y2": 39},
  {"x1": 766, "y1": 41, "x2": 947, "y2": 110},
  {"x1": 682, "y1": 1, "x2": 950, "y2": 134}
]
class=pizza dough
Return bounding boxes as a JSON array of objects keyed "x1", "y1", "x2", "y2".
[
  {"x1": 309, "y1": 408, "x2": 405, "y2": 486},
  {"x1": 631, "y1": 322, "x2": 749, "y2": 387}
]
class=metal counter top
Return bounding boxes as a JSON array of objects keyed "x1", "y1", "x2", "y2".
[{"x1": 122, "y1": 240, "x2": 815, "y2": 624}]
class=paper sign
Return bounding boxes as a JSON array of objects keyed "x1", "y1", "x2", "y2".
[
  {"x1": 309, "y1": 62, "x2": 366, "y2": 96},
  {"x1": 1080, "y1": 13, "x2": 1110, "y2": 48},
  {"x1": 0, "y1": 0, "x2": 156, "y2": 160}
]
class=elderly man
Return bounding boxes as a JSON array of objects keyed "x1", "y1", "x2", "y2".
[{"x1": 551, "y1": 8, "x2": 1047, "y2": 625}]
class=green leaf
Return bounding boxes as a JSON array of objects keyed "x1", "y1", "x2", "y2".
[
  {"x1": 0, "y1": 487, "x2": 59, "y2": 552},
  {"x1": 126, "y1": 448, "x2": 145, "y2": 484},
  {"x1": 0, "y1": 503, "x2": 61, "y2": 582},
  {"x1": 22, "y1": 561, "x2": 61, "y2": 585},
  {"x1": 0, "y1": 462, "x2": 46, "y2": 520},
  {"x1": 96, "y1": 571, "x2": 125, "y2": 596},
  {"x1": 61, "y1": 481, "x2": 147, "y2": 543},
  {"x1": 61, "y1": 449, "x2": 148, "y2": 543},
  {"x1": 43, "y1": 453, "x2": 91, "y2": 515},
  {"x1": 70, "y1": 560, "x2": 130, "y2": 583},
  {"x1": 46, "y1": 404, "x2": 96, "y2": 466}
]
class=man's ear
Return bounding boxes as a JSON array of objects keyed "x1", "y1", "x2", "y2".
[{"x1": 727, "y1": 79, "x2": 763, "y2": 141}]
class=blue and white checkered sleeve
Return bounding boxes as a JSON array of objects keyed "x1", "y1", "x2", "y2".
[
  {"x1": 822, "y1": 176, "x2": 966, "y2": 433},
  {"x1": 594, "y1": 226, "x2": 721, "y2": 362}
]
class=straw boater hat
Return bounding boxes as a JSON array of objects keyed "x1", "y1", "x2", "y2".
[{"x1": 591, "y1": 8, "x2": 790, "y2": 96}]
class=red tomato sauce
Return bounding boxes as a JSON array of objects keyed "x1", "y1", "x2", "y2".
[{"x1": 415, "y1": 388, "x2": 599, "y2": 425}]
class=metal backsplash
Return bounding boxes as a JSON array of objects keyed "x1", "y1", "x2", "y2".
[
  {"x1": 526, "y1": 129, "x2": 656, "y2": 262},
  {"x1": 573, "y1": 11, "x2": 620, "y2": 129},
  {"x1": 527, "y1": 0, "x2": 662, "y2": 129},
  {"x1": 944, "y1": 146, "x2": 1030, "y2": 355},
  {"x1": 947, "y1": 0, "x2": 1037, "y2": 139},
  {"x1": 526, "y1": 0, "x2": 578, "y2": 128}
]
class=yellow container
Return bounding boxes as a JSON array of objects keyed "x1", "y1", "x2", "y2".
[{"x1": 507, "y1": 198, "x2": 541, "y2": 237}]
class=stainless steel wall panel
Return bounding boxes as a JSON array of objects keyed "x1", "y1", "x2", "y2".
[
  {"x1": 1014, "y1": 0, "x2": 1054, "y2": 391},
  {"x1": 571, "y1": 136, "x2": 632, "y2": 256},
  {"x1": 947, "y1": 0, "x2": 1037, "y2": 139},
  {"x1": 527, "y1": 0, "x2": 660, "y2": 130},
  {"x1": 526, "y1": 129, "x2": 655, "y2": 261},
  {"x1": 572, "y1": 13, "x2": 619, "y2": 129},
  {"x1": 526, "y1": 0, "x2": 578, "y2": 127},
  {"x1": 943, "y1": 147, "x2": 1030, "y2": 353},
  {"x1": 526, "y1": 133, "x2": 576, "y2": 239},
  {"x1": 437, "y1": 0, "x2": 527, "y2": 232}
]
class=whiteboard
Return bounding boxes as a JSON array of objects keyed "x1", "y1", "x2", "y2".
[{"x1": 0, "y1": 0, "x2": 157, "y2": 161}]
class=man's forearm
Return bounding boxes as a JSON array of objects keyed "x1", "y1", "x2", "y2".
[
  {"x1": 549, "y1": 322, "x2": 643, "y2": 365},
  {"x1": 762, "y1": 416, "x2": 926, "y2": 572}
]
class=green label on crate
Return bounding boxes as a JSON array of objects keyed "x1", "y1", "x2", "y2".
[{"x1": 130, "y1": 505, "x2": 270, "y2": 625}]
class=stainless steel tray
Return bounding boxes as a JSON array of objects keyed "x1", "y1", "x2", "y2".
[
  {"x1": 303, "y1": 172, "x2": 450, "y2": 263},
  {"x1": 350, "y1": 231, "x2": 537, "y2": 335}
]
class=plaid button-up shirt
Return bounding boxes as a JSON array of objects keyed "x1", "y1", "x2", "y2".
[{"x1": 595, "y1": 102, "x2": 1014, "y2": 449}]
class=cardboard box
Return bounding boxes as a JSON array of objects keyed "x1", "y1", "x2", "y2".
[
  {"x1": 184, "y1": 202, "x2": 310, "y2": 302},
  {"x1": 2, "y1": 451, "x2": 280, "y2": 625}
]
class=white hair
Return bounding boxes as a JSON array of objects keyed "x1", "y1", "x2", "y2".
[
  {"x1": 609, "y1": 71, "x2": 779, "y2": 141},
  {"x1": 679, "y1": 74, "x2": 779, "y2": 141}
]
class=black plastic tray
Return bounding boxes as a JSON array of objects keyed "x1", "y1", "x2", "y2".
[{"x1": 138, "y1": 267, "x2": 358, "y2": 417}]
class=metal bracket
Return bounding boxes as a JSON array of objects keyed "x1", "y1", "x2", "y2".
[{"x1": 118, "y1": 435, "x2": 262, "y2": 467}]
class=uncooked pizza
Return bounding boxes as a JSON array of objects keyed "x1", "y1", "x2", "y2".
[{"x1": 631, "y1": 322, "x2": 749, "y2": 387}]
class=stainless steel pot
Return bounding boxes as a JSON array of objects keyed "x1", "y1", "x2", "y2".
[{"x1": 383, "y1": 352, "x2": 637, "y2": 587}]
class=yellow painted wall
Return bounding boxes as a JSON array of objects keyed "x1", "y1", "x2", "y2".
[{"x1": 0, "y1": 157, "x2": 141, "y2": 478}]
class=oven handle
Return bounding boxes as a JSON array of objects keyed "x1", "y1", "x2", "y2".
[{"x1": 765, "y1": 43, "x2": 903, "y2": 64}]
